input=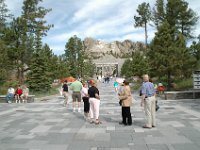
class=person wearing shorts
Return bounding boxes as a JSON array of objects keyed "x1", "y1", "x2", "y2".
[{"x1": 70, "y1": 79, "x2": 82, "y2": 112}]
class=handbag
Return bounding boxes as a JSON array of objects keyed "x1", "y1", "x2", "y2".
[
  {"x1": 119, "y1": 100, "x2": 122, "y2": 106},
  {"x1": 156, "y1": 101, "x2": 159, "y2": 111}
]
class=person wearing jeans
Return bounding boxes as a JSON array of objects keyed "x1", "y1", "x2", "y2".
[
  {"x1": 141, "y1": 74, "x2": 156, "y2": 129},
  {"x1": 88, "y1": 80, "x2": 101, "y2": 125},
  {"x1": 6, "y1": 86, "x2": 15, "y2": 103}
]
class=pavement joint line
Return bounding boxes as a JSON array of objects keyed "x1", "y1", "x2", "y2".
[{"x1": 176, "y1": 105, "x2": 200, "y2": 118}]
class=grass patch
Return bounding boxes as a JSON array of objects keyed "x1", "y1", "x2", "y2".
[
  {"x1": 0, "y1": 81, "x2": 61, "y2": 98},
  {"x1": 174, "y1": 78, "x2": 193, "y2": 90},
  {"x1": 30, "y1": 84, "x2": 61, "y2": 98}
]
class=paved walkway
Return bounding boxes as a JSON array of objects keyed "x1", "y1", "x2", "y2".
[{"x1": 0, "y1": 82, "x2": 200, "y2": 150}]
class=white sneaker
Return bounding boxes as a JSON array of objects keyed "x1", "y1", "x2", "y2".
[
  {"x1": 8, "y1": 101, "x2": 11, "y2": 104},
  {"x1": 78, "y1": 108, "x2": 81, "y2": 113},
  {"x1": 73, "y1": 108, "x2": 76, "y2": 112},
  {"x1": 16, "y1": 100, "x2": 18, "y2": 103}
]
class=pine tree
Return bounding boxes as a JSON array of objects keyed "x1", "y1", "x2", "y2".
[
  {"x1": 166, "y1": 0, "x2": 198, "y2": 39},
  {"x1": 0, "y1": 39, "x2": 9, "y2": 80},
  {"x1": 24, "y1": 0, "x2": 53, "y2": 91},
  {"x1": 121, "y1": 52, "x2": 149, "y2": 78},
  {"x1": 177, "y1": 1, "x2": 199, "y2": 39},
  {"x1": 152, "y1": 0, "x2": 166, "y2": 28},
  {"x1": 0, "y1": 0, "x2": 13, "y2": 81},
  {"x1": 149, "y1": 22, "x2": 197, "y2": 89},
  {"x1": 27, "y1": 43, "x2": 55, "y2": 91},
  {"x1": 0, "y1": 0, "x2": 12, "y2": 30},
  {"x1": 64, "y1": 35, "x2": 95, "y2": 79},
  {"x1": 121, "y1": 59, "x2": 133, "y2": 78},
  {"x1": 134, "y1": 2, "x2": 151, "y2": 46},
  {"x1": 65, "y1": 35, "x2": 84, "y2": 77}
]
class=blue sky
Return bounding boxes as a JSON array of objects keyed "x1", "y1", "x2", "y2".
[{"x1": 5, "y1": 0, "x2": 200, "y2": 55}]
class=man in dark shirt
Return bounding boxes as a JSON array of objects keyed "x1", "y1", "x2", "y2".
[{"x1": 62, "y1": 81, "x2": 68, "y2": 107}]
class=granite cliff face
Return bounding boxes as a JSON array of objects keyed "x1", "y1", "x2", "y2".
[{"x1": 83, "y1": 37, "x2": 145, "y2": 58}]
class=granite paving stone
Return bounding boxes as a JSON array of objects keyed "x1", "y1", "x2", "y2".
[{"x1": 1, "y1": 81, "x2": 200, "y2": 150}]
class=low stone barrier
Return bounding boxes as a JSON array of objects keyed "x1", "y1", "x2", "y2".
[
  {"x1": 0, "y1": 95, "x2": 35, "y2": 103},
  {"x1": 164, "y1": 90, "x2": 200, "y2": 100}
]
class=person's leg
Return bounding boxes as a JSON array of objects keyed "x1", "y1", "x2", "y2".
[
  {"x1": 151, "y1": 96, "x2": 156, "y2": 127},
  {"x1": 127, "y1": 107, "x2": 132, "y2": 125},
  {"x1": 122, "y1": 107, "x2": 127, "y2": 125},
  {"x1": 144, "y1": 98, "x2": 152, "y2": 127},
  {"x1": 77, "y1": 93, "x2": 81, "y2": 112},
  {"x1": 72, "y1": 93, "x2": 76, "y2": 112},
  {"x1": 23, "y1": 94, "x2": 27, "y2": 103},
  {"x1": 19, "y1": 94, "x2": 22, "y2": 103},
  {"x1": 83, "y1": 97, "x2": 87, "y2": 118},
  {"x1": 85, "y1": 98, "x2": 90, "y2": 117},
  {"x1": 89, "y1": 98, "x2": 94, "y2": 122},
  {"x1": 6, "y1": 94, "x2": 10, "y2": 103},
  {"x1": 94, "y1": 99, "x2": 100, "y2": 124},
  {"x1": 83, "y1": 97, "x2": 90, "y2": 118},
  {"x1": 15, "y1": 95, "x2": 19, "y2": 103},
  {"x1": 63, "y1": 92, "x2": 68, "y2": 107}
]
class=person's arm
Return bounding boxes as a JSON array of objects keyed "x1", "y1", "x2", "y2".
[
  {"x1": 70, "y1": 83, "x2": 73, "y2": 91},
  {"x1": 95, "y1": 88, "x2": 100, "y2": 100},
  {"x1": 141, "y1": 85, "x2": 146, "y2": 107},
  {"x1": 95, "y1": 93, "x2": 100, "y2": 99},
  {"x1": 118, "y1": 88, "x2": 127, "y2": 100}
]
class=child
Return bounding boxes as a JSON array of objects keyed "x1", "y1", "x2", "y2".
[
  {"x1": 113, "y1": 81, "x2": 119, "y2": 93},
  {"x1": 15, "y1": 85, "x2": 23, "y2": 103}
]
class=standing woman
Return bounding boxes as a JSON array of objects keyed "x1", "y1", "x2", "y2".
[
  {"x1": 118, "y1": 80, "x2": 132, "y2": 126},
  {"x1": 88, "y1": 80, "x2": 101, "y2": 124},
  {"x1": 82, "y1": 82, "x2": 89, "y2": 120}
]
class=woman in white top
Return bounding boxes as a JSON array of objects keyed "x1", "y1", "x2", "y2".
[
  {"x1": 22, "y1": 85, "x2": 29, "y2": 103},
  {"x1": 81, "y1": 82, "x2": 89, "y2": 119}
]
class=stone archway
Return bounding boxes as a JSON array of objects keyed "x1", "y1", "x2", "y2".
[{"x1": 95, "y1": 63, "x2": 118, "y2": 77}]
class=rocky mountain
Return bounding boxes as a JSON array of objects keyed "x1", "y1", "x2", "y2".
[{"x1": 83, "y1": 37, "x2": 145, "y2": 58}]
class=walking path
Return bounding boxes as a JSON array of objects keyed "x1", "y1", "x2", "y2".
[{"x1": 0, "y1": 81, "x2": 200, "y2": 150}]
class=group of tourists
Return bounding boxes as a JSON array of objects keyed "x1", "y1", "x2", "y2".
[
  {"x1": 117, "y1": 74, "x2": 157, "y2": 128},
  {"x1": 62, "y1": 78, "x2": 101, "y2": 125},
  {"x1": 6, "y1": 85, "x2": 29, "y2": 103},
  {"x1": 62, "y1": 74, "x2": 157, "y2": 128}
]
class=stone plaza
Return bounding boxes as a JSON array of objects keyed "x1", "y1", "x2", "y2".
[{"x1": 0, "y1": 81, "x2": 200, "y2": 150}]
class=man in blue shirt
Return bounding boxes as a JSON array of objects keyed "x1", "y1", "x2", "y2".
[{"x1": 141, "y1": 74, "x2": 156, "y2": 129}]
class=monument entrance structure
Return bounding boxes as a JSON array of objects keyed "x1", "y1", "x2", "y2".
[
  {"x1": 95, "y1": 62, "x2": 118, "y2": 78},
  {"x1": 92, "y1": 55, "x2": 126, "y2": 79}
]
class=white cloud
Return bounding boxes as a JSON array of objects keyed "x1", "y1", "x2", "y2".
[
  {"x1": 48, "y1": 31, "x2": 79, "y2": 43},
  {"x1": 5, "y1": 0, "x2": 200, "y2": 55}
]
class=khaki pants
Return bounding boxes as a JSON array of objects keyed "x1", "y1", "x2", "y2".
[
  {"x1": 89, "y1": 98, "x2": 100, "y2": 120},
  {"x1": 63, "y1": 92, "x2": 68, "y2": 106},
  {"x1": 144, "y1": 96, "x2": 156, "y2": 127}
]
